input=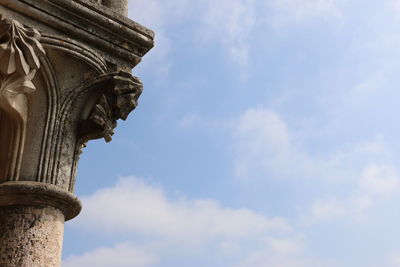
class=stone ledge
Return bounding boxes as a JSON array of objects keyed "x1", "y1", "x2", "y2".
[
  {"x1": 0, "y1": 181, "x2": 82, "y2": 221},
  {"x1": 0, "y1": 0, "x2": 154, "y2": 67}
]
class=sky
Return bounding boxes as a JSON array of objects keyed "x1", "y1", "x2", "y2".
[{"x1": 62, "y1": 0, "x2": 400, "y2": 266}]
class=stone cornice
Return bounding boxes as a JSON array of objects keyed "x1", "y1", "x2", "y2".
[{"x1": 0, "y1": 0, "x2": 154, "y2": 67}]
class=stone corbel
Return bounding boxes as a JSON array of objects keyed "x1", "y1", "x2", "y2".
[
  {"x1": 0, "y1": 15, "x2": 45, "y2": 182},
  {"x1": 81, "y1": 71, "x2": 143, "y2": 143}
]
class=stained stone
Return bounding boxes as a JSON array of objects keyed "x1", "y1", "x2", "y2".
[
  {"x1": 0, "y1": 206, "x2": 65, "y2": 267},
  {"x1": 0, "y1": 0, "x2": 154, "y2": 265},
  {"x1": 102, "y1": 0, "x2": 128, "y2": 16}
]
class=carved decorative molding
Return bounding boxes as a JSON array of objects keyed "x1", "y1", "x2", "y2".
[
  {"x1": 0, "y1": 16, "x2": 45, "y2": 76},
  {"x1": 85, "y1": 72, "x2": 143, "y2": 143},
  {"x1": 0, "y1": 15, "x2": 45, "y2": 182},
  {"x1": 0, "y1": 2, "x2": 153, "y2": 192},
  {"x1": 0, "y1": 0, "x2": 154, "y2": 68},
  {"x1": 0, "y1": 2, "x2": 154, "y2": 264},
  {"x1": 89, "y1": 94, "x2": 116, "y2": 142}
]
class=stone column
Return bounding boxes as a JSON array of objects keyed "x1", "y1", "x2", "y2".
[
  {"x1": 102, "y1": 0, "x2": 128, "y2": 16},
  {"x1": 0, "y1": 182, "x2": 80, "y2": 266},
  {"x1": 0, "y1": 1, "x2": 154, "y2": 266}
]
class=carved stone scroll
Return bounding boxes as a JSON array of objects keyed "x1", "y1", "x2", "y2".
[{"x1": 0, "y1": 15, "x2": 45, "y2": 182}]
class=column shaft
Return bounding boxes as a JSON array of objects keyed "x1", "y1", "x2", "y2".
[{"x1": 0, "y1": 206, "x2": 65, "y2": 267}]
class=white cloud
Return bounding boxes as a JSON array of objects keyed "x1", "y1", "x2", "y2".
[
  {"x1": 75, "y1": 177, "x2": 291, "y2": 244},
  {"x1": 304, "y1": 163, "x2": 400, "y2": 224},
  {"x1": 359, "y1": 164, "x2": 400, "y2": 196},
  {"x1": 303, "y1": 194, "x2": 375, "y2": 224},
  {"x1": 67, "y1": 176, "x2": 330, "y2": 266},
  {"x1": 266, "y1": 236, "x2": 306, "y2": 255},
  {"x1": 233, "y1": 108, "x2": 320, "y2": 181},
  {"x1": 129, "y1": 0, "x2": 348, "y2": 77},
  {"x1": 63, "y1": 243, "x2": 158, "y2": 267},
  {"x1": 233, "y1": 107, "x2": 400, "y2": 225},
  {"x1": 178, "y1": 113, "x2": 200, "y2": 128},
  {"x1": 233, "y1": 108, "x2": 295, "y2": 179},
  {"x1": 128, "y1": 0, "x2": 256, "y2": 75},
  {"x1": 198, "y1": 0, "x2": 255, "y2": 68},
  {"x1": 393, "y1": 252, "x2": 400, "y2": 266},
  {"x1": 233, "y1": 236, "x2": 338, "y2": 267},
  {"x1": 271, "y1": 0, "x2": 345, "y2": 22},
  {"x1": 391, "y1": 0, "x2": 400, "y2": 16},
  {"x1": 232, "y1": 107, "x2": 398, "y2": 182},
  {"x1": 305, "y1": 198, "x2": 346, "y2": 223}
]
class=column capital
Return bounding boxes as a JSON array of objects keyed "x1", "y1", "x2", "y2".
[
  {"x1": 0, "y1": 0, "x2": 154, "y2": 192},
  {"x1": 0, "y1": 1, "x2": 154, "y2": 265}
]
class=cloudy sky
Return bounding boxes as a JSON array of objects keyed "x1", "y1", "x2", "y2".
[{"x1": 63, "y1": 0, "x2": 400, "y2": 266}]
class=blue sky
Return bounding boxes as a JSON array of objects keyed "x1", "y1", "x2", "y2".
[{"x1": 62, "y1": 0, "x2": 400, "y2": 266}]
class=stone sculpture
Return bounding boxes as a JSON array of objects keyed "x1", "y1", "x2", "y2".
[
  {"x1": 0, "y1": 0, "x2": 154, "y2": 266},
  {"x1": 0, "y1": 15, "x2": 45, "y2": 183}
]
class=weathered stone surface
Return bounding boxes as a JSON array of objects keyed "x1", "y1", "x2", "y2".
[
  {"x1": 0, "y1": 182, "x2": 82, "y2": 221},
  {"x1": 0, "y1": 0, "x2": 154, "y2": 265},
  {"x1": 0, "y1": 0, "x2": 154, "y2": 191},
  {"x1": 102, "y1": 0, "x2": 128, "y2": 16},
  {"x1": 0, "y1": 0, "x2": 154, "y2": 69},
  {"x1": 0, "y1": 15, "x2": 45, "y2": 183},
  {"x1": 0, "y1": 206, "x2": 64, "y2": 267}
]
